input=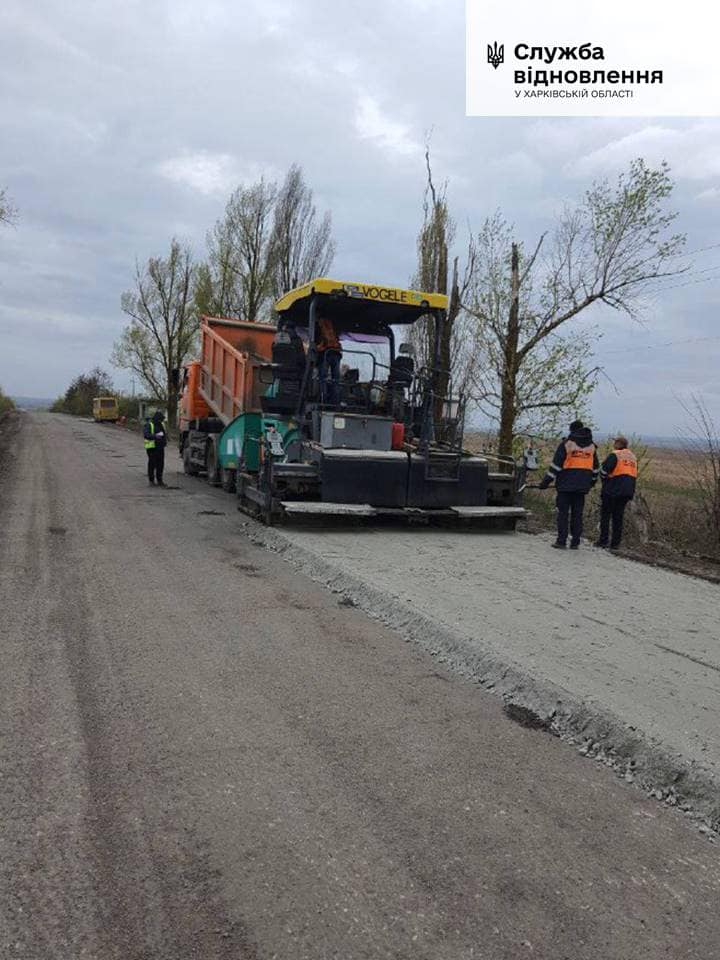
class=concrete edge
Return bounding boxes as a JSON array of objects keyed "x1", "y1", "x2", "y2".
[{"x1": 250, "y1": 525, "x2": 719, "y2": 834}]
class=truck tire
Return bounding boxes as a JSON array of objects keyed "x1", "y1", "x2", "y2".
[
  {"x1": 206, "y1": 438, "x2": 221, "y2": 486},
  {"x1": 183, "y1": 444, "x2": 199, "y2": 476},
  {"x1": 221, "y1": 468, "x2": 236, "y2": 493}
]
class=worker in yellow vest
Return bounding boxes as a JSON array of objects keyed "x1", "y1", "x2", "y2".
[
  {"x1": 537, "y1": 420, "x2": 599, "y2": 549},
  {"x1": 596, "y1": 436, "x2": 638, "y2": 550},
  {"x1": 143, "y1": 409, "x2": 167, "y2": 486}
]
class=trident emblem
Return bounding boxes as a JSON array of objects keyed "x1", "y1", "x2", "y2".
[{"x1": 487, "y1": 42, "x2": 504, "y2": 69}]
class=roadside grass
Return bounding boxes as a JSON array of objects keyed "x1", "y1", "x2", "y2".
[
  {"x1": 642, "y1": 478, "x2": 701, "y2": 499},
  {"x1": 0, "y1": 386, "x2": 16, "y2": 415}
]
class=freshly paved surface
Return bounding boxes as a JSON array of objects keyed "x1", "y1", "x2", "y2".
[
  {"x1": 2, "y1": 411, "x2": 720, "y2": 960},
  {"x1": 272, "y1": 505, "x2": 720, "y2": 781}
]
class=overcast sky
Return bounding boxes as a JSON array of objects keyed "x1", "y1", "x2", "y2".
[{"x1": 1, "y1": 0, "x2": 718, "y2": 436}]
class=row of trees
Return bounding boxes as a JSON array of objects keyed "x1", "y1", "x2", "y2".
[
  {"x1": 114, "y1": 154, "x2": 686, "y2": 443},
  {"x1": 50, "y1": 366, "x2": 142, "y2": 419},
  {"x1": 113, "y1": 165, "x2": 335, "y2": 425}
]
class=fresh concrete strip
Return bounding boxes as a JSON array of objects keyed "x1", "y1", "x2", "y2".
[{"x1": 252, "y1": 523, "x2": 720, "y2": 828}]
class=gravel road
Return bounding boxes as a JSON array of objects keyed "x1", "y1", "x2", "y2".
[{"x1": 2, "y1": 411, "x2": 720, "y2": 960}]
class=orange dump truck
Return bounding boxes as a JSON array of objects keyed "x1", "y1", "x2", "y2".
[{"x1": 179, "y1": 316, "x2": 277, "y2": 489}]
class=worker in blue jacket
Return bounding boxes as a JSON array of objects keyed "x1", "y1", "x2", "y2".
[
  {"x1": 596, "y1": 436, "x2": 638, "y2": 550},
  {"x1": 537, "y1": 420, "x2": 599, "y2": 549}
]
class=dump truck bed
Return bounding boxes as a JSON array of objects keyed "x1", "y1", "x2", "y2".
[{"x1": 198, "y1": 317, "x2": 276, "y2": 424}]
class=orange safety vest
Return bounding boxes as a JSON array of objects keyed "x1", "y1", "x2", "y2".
[
  {"x1": 316, "y1": 317, "x2": 341, "y2": 352},
  {"x1": 562, "y1": 440, "x2": 594, "y2": 471},
  {"x1": 609, "y1": 448, "x2": 637, "y2": 479}
]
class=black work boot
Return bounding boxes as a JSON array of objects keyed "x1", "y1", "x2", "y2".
[
  {"x1": 569, "y1": 542, "x2": 580, "y2": 550},
  {"x1": 552, "y1": 541, "x2": 566, "y2": 549},
  {"x1": 148, "y1": 479, "x2": 155, "y2": 486},
  {"x1": 594, "y1": 540, "x2": 608, "y2": 548}
]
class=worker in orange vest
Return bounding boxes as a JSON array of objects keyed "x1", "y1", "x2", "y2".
[
  {"x1": 596, "y1": 436, "x2": 638, "y2": 551},
  {"x1": 537, "y1": 420, "x2": 599, "y2": 549},
  {"x1": 315, "y1": 308, "x2": 342, "y2": 406}
]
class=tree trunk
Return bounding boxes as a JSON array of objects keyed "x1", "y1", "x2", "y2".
[
  {"x1": 433, "y1": 313, "x2": 451, "y2": 427},
  {"x1": 166, "y1": 370, "x2": 177, "y2": 428},
  {"x1": 498, "y1": 243, "x2": 520, "y2": 461},
  {"x1": 432, "y1": 244, "x2": 451, "y2": 426}
]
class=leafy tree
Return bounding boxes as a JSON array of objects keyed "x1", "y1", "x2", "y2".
[
  {"x1": 464, "y1": 214, "x2": 602, "y2": 445},
  {"x1": 192, "y1": 261, "x2": 215, "y2": 317},
  {"x1": 206, "y1": 179, "x2": 278, "y2": 320},
  {"x1": 51, "y1": 367, "x2": 114, "y2": 416},
  {"x1": 467, "y1": 161, "x2": 685, "y2": 456},
  {"x1": 270, "y1": 164, "x2": 335, "y2": 299},
  {"x1": 113, "y1": 239, "x2": 198, "y2": 426},
  {"x1": 412, "y1": 157, "x2": 684, "y2": 456},
  {"x1": 116, "y1": 394, "x2": 140, "y2": 421},
  {"x1": 204, "y1": 165, "x2": 335, "y2": 319}
]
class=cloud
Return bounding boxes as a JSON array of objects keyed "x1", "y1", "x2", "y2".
[
  {"x1": 0, "y1": 302, "x2": 106, "y2": 339},
  {"x1": 568, "y1": 123, "x2": 720, "y2": 182},
  {"x1": 256, "y1": 0, "x2": 293, "y2": 35},
  {"x1": 695, "y1": 187, "x2": 720, "y2": 203},
  {"x1": 486, "y1": 149, "x2": 544, "y2": 186},
  {"x1": 354, "y1": 94, "x2": 422, "y2": 160},
  {"x1": 569, "y1": 125, "x2": 682, "y2": 176},
  {"x1": 155, "y1": 152, "x2": 277, "y2": 195}
]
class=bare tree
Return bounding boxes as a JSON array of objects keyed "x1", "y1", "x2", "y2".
[
  {"x1": 271, "y1": 164, "x2": 335, "y2": 298},
  {"x1": 206, "y1": 179, "x2": 278, "y2": 321},
  {"x1": 0, "y1": 187, "x2": 18, "y2": 227},
  {"x1": 466, "y1": 160, "x2": 685, "y2": 455},
  {"x1": 205, "y1": 226, "x2": 237, "y2": 316},
  {"x1": 113, "y1": 239, "x2": 198, "y2": 427}
]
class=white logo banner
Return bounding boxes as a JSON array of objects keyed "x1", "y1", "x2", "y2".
[{"x1": 466, "y1": 0, "x2": 720, "y2": 117}]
